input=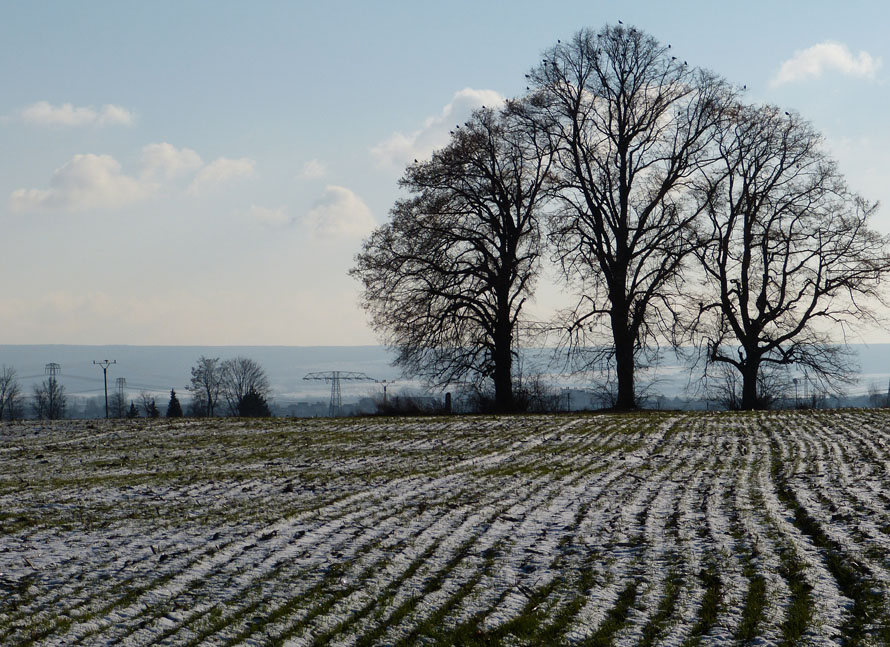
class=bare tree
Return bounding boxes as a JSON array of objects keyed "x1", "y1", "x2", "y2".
[
  {"x1": 525, "y1": 25, "x2": 731, "y2": 409},
  {"x1": 868, "y1": 382, "x2": 889, "y2": 408},
  {"x1": 693, "y1": 104, "x2": 890, "y2": 409},
  {"x1": 352, "y1": 106, "x2": 552, "y2": 412},
  {"x1": 33, "y1": 376, "x2": 66, "y2": 420},
  {"x1": 188, "y1": 356, "x2": 223, "y2": 417},
  {"x1": 109, "y1": 390, "x2": 127, "y2": 418},
  {"x1": 139, "y1": 391, "x2": 160, "y2": 418},
  {"x1": 220, "y1": 357, "x2": 271, "y2": 416},
  {"x1": 0, "y1": 366, "x2": 22, "y2": 421}
]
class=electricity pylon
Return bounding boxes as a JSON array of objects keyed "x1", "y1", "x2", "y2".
[
  {"x1": 303, "y1": 371, "x2": 374, "y2": 417},
  {"x1": 115, "y1": 377, "x2": 127, "y2": 418}
]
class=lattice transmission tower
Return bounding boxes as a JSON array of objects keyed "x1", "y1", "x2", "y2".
[
  {"x1": 303, "y1": 371, "x2": 374, "y2": 417},
  {"x1": 116, "y1": 377, "x2": 127, "y2": 418}
]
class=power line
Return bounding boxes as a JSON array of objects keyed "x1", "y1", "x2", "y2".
[{"x1": 303, "y1": 371, "x2": 375, "y2": 417}]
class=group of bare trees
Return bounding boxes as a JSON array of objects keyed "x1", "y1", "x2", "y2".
[
  {"x1": 0, "y1": 356, "x2": 272, "y2": 421},
  {"x1": 0, "y1": 365, "x2": 66, "y2": 420},
  {"x1": 353, "y1": 24, "x2": 890, "y2": 411},
  {"x1": 0, "y1": 366, "x2": 24, "y2": 420},
  {"x1": 187, "y1": 356, "x2": 271, "y2": 417}
]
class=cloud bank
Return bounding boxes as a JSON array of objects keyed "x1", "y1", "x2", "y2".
[
  {"x1": 188, "y1": 157, "x2": 256, "y2": 195},
  {"x1": 299, "y1": 159, "x2": 327, "y2": 180},
  {"x1": 771, "y1": 41, "x2": 881, "y2": 86},
  {"x1": 21, "y1": 101, "x2": 135, "y2": 126},
  {"x1": 371, "y1": 87, "x2": 504, "y2": 170},
  {"x1": 10, "y1": 144, "x2": 257, "y2": 213},
  {"x1": 141, "y1": 143, "x2": 203, "y2": 180},
  {"x1": 9, "y1": 154, "x2": 151, "y2": 212},
  {"x1": 304, "y1": 185, "x2": 376, "y2": 237}
]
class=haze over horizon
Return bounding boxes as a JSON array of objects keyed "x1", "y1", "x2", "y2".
[{"x1": 3, "y1": 2, "x2": 890, "y2": 345}]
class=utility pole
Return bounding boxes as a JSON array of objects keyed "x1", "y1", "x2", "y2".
[
  {"x1": 376, "y1": 379, "x2": 396, "y2": 408},
  {"x1": 93, "y1": 360, "x2": 116, "y2": 419}
]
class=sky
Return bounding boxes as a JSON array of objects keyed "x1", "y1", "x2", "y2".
[{"x1": 2, "y1": 1, "x2": 890, "y2": 346}]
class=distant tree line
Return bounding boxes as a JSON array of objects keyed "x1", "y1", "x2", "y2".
[
  {"x1": 352, "y1": 23, "x2": 890, "y2": 411},
  {"x1": 0, "y1": 355, "x2": 274, "y2": 421},
  {"x1": 186, "y1": 355, "x2": 271, "y2": 418}
]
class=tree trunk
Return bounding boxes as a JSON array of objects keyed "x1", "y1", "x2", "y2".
[
  {"x1": 492, "y1": 324, "x2": 513, "y2": 413},
  {"x1": 611, "y1": 311, "x2": 636, "y2": 410},
  {"x1": 739, "y1": 355, "x2": 761, "y2": 410}
]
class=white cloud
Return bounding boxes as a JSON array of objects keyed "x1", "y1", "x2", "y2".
[
  {"x1": 304, "y1": 185, "x2": 376, "y2": 237},
  {"x1": 247, "y1": 204, "x2": 290, "y2": 227},
  {"x1": 97, "y1": 104, "x2": 135, "y2": 125},
  {"x1": 9, "y1": 153, "x2": 151, "y2": 213},
  {"x1": 11, "y1": 146, "x2": 259, "y2": 213},
  {"x1": 141, "y1": 142, "x2": 203, "y2": 180},
  {"x1": 299, "y1": 159, "x2": 327, "y2": 179},
  {"x1": 20, "y1": 101, "x2": 135, "y2": 126},
  {"x1": 770, "y1": 41, "x2": 882, "y2": 87},
  {"x1": 371, "y1": 87, "x2": 504, "y2": 170},
  {"x1": 188, "y1": 157, "x2": 256, "y2": 195}
]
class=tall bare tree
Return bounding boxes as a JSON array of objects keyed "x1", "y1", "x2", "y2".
[
  {"x1": 33, "y1": 376, "x2": 66, "y2": 420},
  {"x1": 188, "y1": 356, "x2": 223, "y2": 417},
  {"x1": 693, "y1": 104, "x2": 890, "y2": 409},
  {"x1": 220, "y1": 357, "x2": 270, "y2": 416},
  {"x1": 526, "y1": 25, "x2": 731, "y2": 409},
  {"x1": 109, "y1": 390, "x2": 127, "y2": 419},
  {"x1": 0, "y1": 366, "x2": 22, "y2": 421},
  {"x1": 352, "y1": 106, "x2": 551, "y2": 411}
]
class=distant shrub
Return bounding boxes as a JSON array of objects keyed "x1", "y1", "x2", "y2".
[
  {"x1": 237, "y1": 388, "x2": 271, "y2": 417},
  {"x1": 374, "y1": 393, "x2": 447, "y2": 416}
]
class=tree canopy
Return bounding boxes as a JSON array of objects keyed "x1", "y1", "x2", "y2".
[
  {"x1": 692, "y1": 104, "x2": 890, "y2": 408},
  {"x1": 352, "y1": 106, "x2": 551, "y2": 411},
  {"x1": 524, "y1": 25, "x2": 732, "y2": 409}
]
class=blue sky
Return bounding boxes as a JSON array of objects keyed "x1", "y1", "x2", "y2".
[{"x1": 2, "y1": 1, "x2": 889, "y2": 344}]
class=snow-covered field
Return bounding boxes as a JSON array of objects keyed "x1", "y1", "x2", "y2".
[{"x1": 2, "y1": 411, "x2": 890, "y2": 646}]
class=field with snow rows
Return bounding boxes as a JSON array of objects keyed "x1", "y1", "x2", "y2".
[{"x1": 2, "y1": 412, "x2": 890, "y2": 646}]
